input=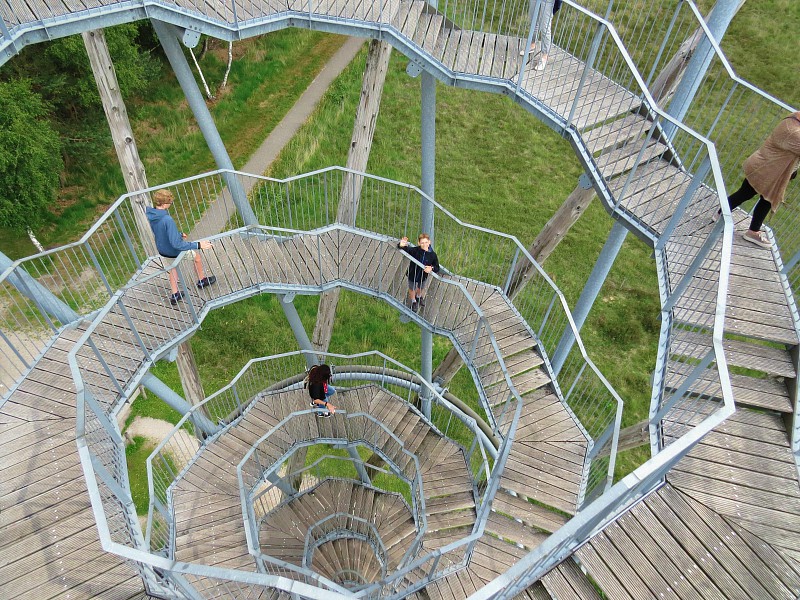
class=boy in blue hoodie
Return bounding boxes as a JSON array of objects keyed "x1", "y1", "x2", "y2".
[{"x1": 146, "y1": 189, "x2": 216, "y2": 305}]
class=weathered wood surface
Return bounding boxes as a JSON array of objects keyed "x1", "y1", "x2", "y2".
[
  {"x1": 1, "y1": 5, "x2": 798, "y2": 594},
  {"x1": 0, "y1": 324, "x2": 146, "y2": 599},
  {"x1": 578, "y1": 483, "x2": 800, "y2": 600}
]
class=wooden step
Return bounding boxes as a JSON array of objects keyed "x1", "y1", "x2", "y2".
[
  {"x1": 596, "y1": 138, "x2": 668, "y2": 180},
  {"x1": 671, "y1": 328, "x2": 796, "y2": 379},
  {"x1": 485, "y1": 510, "x2": 548, "y2": 550},
  {"x1": 541, "y1": 558, "x2": 603, "y2": 600},
  {"x1": 582, "y1": 112, "x2": 651, "y2": 156},
  {"x1": 666, "y1": 359, "x2": 793, "y2": 413},
  {"x1": 492, "y1": 489, "x2": 569, "y2": 534}
]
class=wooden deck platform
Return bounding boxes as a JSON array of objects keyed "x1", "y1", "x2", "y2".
[{"x1": 0, "y1": 325, "x2": 147, "y2": 600}]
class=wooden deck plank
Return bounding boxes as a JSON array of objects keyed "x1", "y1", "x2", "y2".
[{"x1": 671, "y1": 328, "x2": 795, "y2": 378}]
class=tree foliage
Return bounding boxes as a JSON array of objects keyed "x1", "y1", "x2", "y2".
[
  {"x1": 4, "y1": 23, "x2": 159, "y2": 121},
  {"x1": 0, "y1": 80, "x2": 63, "y2": 232}
]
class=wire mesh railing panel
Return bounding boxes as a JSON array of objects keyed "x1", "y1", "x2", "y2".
[{"x1": 0, "y1": 277, "x2": 57, "y2": 393}]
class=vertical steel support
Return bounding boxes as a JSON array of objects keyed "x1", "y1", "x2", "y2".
[
  {"x1": 152, "y1": 20, "x2": 318, "y2": 363},
  {"x1": 151, "y1": 19, "x2": 257, "y2": 226},
  {"x1": 266, "y1": 468, "x2": 297, "y2": 497},
  {"x1": 421, "y1": 72, "x2": 436, "y2": 236},
  {"x1": 347, "y1": 446, "x2": 371, "y2": 484},
  {"x1": 280, "y1": 295, "x2": 317, "y2": 369},
  {"x1": 551, "y1": 221, "x2": 628, "y2": 375},
  {"x1": 420, "y1": 72, "x2": 436, "y2": 420},
  {"x1": 140, "y1": 373, "x2": 217, "y2": 436},
  {"x1": 663, "y1": 0, "x2": 739, "y2": 140}
]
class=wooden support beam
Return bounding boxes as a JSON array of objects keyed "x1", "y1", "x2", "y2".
[
  {"x1": 312, "y1": 40, "x2": 392, "y2": 353},
  {"x1": 85, "y1": 29, "x2": 204, "y2": 407},
  {"x1": 82, "y1": 29, "x2": 156, "y2": 257}
]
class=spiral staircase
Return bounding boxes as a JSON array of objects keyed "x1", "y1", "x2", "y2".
[{"x1": 2, "y1": 1, "x2": 800, "y2": 599}]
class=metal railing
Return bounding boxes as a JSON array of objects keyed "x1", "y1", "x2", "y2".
[
  {"x1": 134, "y1": 349, "x2": 495, "y2": 597},
  {"x1": 0, "y1": 170, "x2": 240, "y2": 396},
  {"x1": 17, "y1": 164, "x2": 619, "y2": 473},
  {"x1": 6, "y1": 0, "x2": 779, "y2": 595},
  {"x1": 304, "y1": 513, "x2": 389, "y2": 583},
  {"x1": 239, "y1": 410, "x2": 427, "y2": 569}
]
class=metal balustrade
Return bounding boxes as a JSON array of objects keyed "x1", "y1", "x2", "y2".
[
  {"x1": 11, "y1": 0, "x2": 798, "y2": 595},
  {"x1": 122, "y1": 348, "x2": 499, "y2": 595},
  {"x1": 303, "y1": 513, "x2": 390, "y2": 583},
  {"x1": 241, "y1": 419, "x2": 426, "y2": 589}
]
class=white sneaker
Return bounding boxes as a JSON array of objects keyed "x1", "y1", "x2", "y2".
[{"x1": 534, "y1": 56, "x2": 548, "y2": 71}]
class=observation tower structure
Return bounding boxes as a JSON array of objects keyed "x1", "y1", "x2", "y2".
[{"x1": 2, "y1": 1, "x2": 800, "y2": 598}]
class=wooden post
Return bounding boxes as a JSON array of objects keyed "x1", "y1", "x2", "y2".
[
  {"x1": 312, "y1": 40, "x2": 393, "y2": 353},
  {"x1": 84, "y1": 28, "x2": 204, "y2": 407},
  {"x1": 175, "y1": 339, "x2": 207, "y2": 409},
  {"x1": 82, "y1": 29, "x2": 156, "y2": 258}
]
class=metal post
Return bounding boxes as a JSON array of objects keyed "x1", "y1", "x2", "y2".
[
  {"x1": 663, "y1": 0, "x2": 740, "y2": 140},
  {"x1": 346, "y1": 446, "x2": 371, "y2": 485},
  {"x1": 420, "y1": 71, "x2": 436, "y2": 420},
  {"x1": 421, "y1": 72, "x2": 436, "y2": 236},
  {"x1": 421, "y1": 333, "x2": 433, "y2": 419},
  {"x1": 551, "y1": 221, "x2": 628, "y2": 374},
  {"x1": 0, "y1": 251, "x2": 79, "y2": 325},
  {"x1": 153, "y1": 19, "x2": 317, "y2": 364},
  {"x1": 151, "y1": 19, "x2": 257, "y2": 226},
  {"x1": 141, "y1": 372, "x2": 217, "y2": 436},
  {"x1": 266, "y1": 468, "x2": 297, "y2": 497},
  {"x1": 280, "y1": 295, "x2": 317, "y2": 369}
]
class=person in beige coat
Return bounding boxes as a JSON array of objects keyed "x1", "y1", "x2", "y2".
[{"x1": 727, "y1": 112, "x2": 800, "y2": 248}]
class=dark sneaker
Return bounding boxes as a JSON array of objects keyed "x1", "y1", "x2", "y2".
[
  {"x1": 169, "y1": 291, "x2": 185, "y2": 306},
  {"x1": 418, "y1": 298, "x2": 426, "y2": 308},
  {"x1": 316, "y1": 411, "x2": 332, "y2": 418},
  {"x1": 197, "y1": 275, "x2": 217, "y2": 289},
  {"x1": 411, "y1": 301, "x2": 419, "y2": 313}
]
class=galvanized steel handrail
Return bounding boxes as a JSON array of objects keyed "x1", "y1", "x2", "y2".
[
  {"x1": 5, "y1": 0, "x2": 766, "y2": 596},
  {"x1": 199, "y1": 350, "x2": 497, "y2": 458},
  {"x1": 241, "y1": 412, "x2": 427, "y2": 586},
  {"x1": 303, "y1": 513, "x2": 389, "y2": 576}
]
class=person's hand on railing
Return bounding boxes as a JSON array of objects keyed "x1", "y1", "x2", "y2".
[
  {"x1": 399, "y1": 236, "x2": 409, "y2": 247},
  {"x1": 198, "y1": 239, "x2": 214, "y2": 250}
]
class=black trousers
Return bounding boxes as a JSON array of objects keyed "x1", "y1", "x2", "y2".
[{"x1": 728, "y1": 178, "x2": 771, "y2": 232}]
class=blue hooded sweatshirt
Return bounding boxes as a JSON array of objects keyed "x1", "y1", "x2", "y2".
[{"x1": 146, "y1": 207, "x2": 199, "y2": 257}]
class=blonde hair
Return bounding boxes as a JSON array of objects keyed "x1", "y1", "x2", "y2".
[
  {"x1": 153, "y1": 189, "x2": 174, "y2": 208},
  {"x1": 418, "y1": 233, "x2": 431, "y2": 243}
]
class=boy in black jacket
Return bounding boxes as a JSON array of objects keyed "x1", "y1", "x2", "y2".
[{"x1": 398, "y1": 233, "x2": 440, "y2": 312}]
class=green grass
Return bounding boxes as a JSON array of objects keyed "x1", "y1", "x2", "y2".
[
  {"x1": 22, "y1": 4, "x2": 797, "y2": 502},
  {"x1": 126, "y1": 435, "x2": 156, "y2": 514},
  {"x1": 721, "y1": 0, "x2": 800, "y2": 108}
]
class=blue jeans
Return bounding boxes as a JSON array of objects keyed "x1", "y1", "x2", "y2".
[{"x1": 312, "y1": 385, "x2": 336, "y2": 410}]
